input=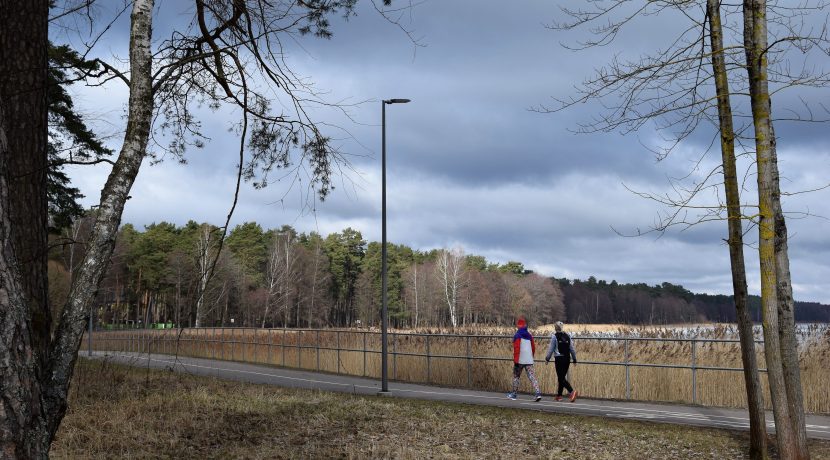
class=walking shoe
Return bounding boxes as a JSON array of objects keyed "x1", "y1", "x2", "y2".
[
  {"x1": 569, "y1": 390, "x2": 578, "y2": 402},
  {"x1": 534, "y1": 394, "x2": 542, "y2": 402},
  {"x1": 506, "y1": 392, "x2": 517, "y2": 400},
  {"x1": 554, "y1": 395, "x2": 563, "y2": 402}
]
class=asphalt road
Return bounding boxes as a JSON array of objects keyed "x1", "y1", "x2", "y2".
[{"x1": 89, "y1": 351, "x2": 830, "y2": 440}]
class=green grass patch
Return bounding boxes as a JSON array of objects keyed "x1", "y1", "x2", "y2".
[{"x1": 52, "y1": 358, "x2": 830, "y2": 459}]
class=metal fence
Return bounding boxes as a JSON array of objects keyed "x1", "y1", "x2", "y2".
[{"x1": 88, "y1": 327, "x2": 770, "y2": 407}]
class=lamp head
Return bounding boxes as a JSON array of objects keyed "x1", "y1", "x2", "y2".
[{"x1": 384, "y1": 98, "x2": 411, "y2": 104}]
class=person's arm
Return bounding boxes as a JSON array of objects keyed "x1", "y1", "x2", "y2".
[
  {"x1": 569, "y1": 333, "x2": 577, "y2": 363},
  {"x1": 545, "y1": 333, "x2": 557, "y2": 361},
  {"x1": 531, "y1": 335, "x2": 536, "y2": 357},
  {"x1": 513, "y1": 337, "x2": 520, "y2": 363}
]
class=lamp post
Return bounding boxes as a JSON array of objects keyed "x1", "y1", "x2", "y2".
[{"x1": 381, "y1": 98, "x2": 410, "y2": 392}]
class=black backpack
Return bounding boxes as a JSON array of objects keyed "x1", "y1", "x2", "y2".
[{"x1": 555, "y1": 332, "x2": 571, "y2": 355}]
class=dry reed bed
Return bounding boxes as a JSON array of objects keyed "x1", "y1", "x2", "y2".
[{"x1": 89, "y1": 324, "x2": 830, "y2": 413}]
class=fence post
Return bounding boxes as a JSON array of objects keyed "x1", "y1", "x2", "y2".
[
  {"x1": 426, "y1": 335, "x2": 431, "y2": 384},
  {"x1": 691, "y1": 339, "x2": 697, "y2": 404},
  {"x1": 363, "y1": 331, "x2": 367, "y2": 377},
  {"x1": 268, "y1": 329, "x2": 272, "y2": 365},
  {"x1": 317, "y1": 330, "x2": 321, "y2": 372},
  {"x1": 624, "y1": 338, "x2": 630, "y2": 400},
  {"x1": 298, "y1": 330, "x2": 302, "y2": 369},
  {"x1": 466, "y1": 335, "x2": 472, "y2": 388},
  {"x1": 336, "y1": 331, "x2": 341, "y2": 374},
  {"x1": 282, "y1": 327, "x2": 286, "y2": 367},
  {"x1": 392, "y1": 332, "x2": 397, "y2": 380}
]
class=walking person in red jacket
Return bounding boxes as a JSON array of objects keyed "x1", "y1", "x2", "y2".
[
  {"x1": 545, "y1": 321, "x2": 578, "y2": 402},
  {"x1": 507, "y1": 317, "x2": 542, "y2": 401}
]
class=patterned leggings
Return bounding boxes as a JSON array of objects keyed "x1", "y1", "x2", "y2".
[{"x1": 511, "y1": 363, "x2": 541, "y2": 395}]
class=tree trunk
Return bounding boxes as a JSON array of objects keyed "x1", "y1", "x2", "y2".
[
  {"x1": 194, "y1": 225, "x2": 214, "y2": 327},
  {"x1": 41, "y1": 0, "x2": 155, "y2": 449},
  {"x1": 743, "y1": 0, "x2": 808, "y2": 457},
  {"x1": 413, "y1": 263, "x2": 419, "y2": 328},
  {"x1": 707, "y1": 2, "x2": 768, "y2": 457},
  {"x1": 1, "y1": 0, "x2": 51, "y2": 365},
  {"x1": 762, "y1": 91, "x2": 809, "y2": 455},
  {"x1": 0, "y1": 0, "x2": 52, "y2": 456}
]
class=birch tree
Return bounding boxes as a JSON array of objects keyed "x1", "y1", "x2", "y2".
[
  {"x1": 263, "y1": 229, "x2": 298, "y2": 327},
  {"x1": 194, "y1": 223, "x2": 219, "y2": 327},
  {"x1": 1, "y1": 0, "x2": 400, "y2": 454},
  {"x1": 436, "y1": 247, "x2": 464, "y2": 328},
  {"x1": 409, "y1": 262, "x2": 420, "y2": 327}
]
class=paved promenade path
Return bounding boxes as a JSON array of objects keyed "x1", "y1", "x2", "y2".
[{"x1": 89, "y1": 351, "x2": 830, "y2": 440}]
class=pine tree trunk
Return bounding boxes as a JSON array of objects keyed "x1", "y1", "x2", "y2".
[
  {"x1": 0, "y1": 0, "x2": 52, "y2": 456},
  {"x1": 707, "y1": 2, "x2": 768, "y2": 457}
]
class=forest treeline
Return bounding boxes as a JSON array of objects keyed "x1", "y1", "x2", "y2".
[
  {"x1": 49, "y1": 217, "x2": 830, "y2": 329},
  {"x1": 557, "y1": 277, "x2": 830, "y2": 325}
]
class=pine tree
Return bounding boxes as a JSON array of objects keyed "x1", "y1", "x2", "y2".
[{"x1": 47, "y1": 43, "x2": 111, "y2": 230}]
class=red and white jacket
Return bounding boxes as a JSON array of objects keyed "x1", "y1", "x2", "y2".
[{"x1": 512, "y1": 326, "x2": 536, "y2": 365}]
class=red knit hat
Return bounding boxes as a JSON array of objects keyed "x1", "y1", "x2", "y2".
[{"x1": 516, "y1": 317, "x2": 527, "y2": 328}]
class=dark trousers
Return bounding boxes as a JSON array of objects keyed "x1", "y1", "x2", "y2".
[{"x1": 554, "y1": 356, "x2": 573, "y2": 396}]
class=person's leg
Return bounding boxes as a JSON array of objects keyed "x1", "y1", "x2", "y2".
[
  {"x1": 510, "y1": 363, "x2": 522, "y2": 395},
  {"x1": 524, "y1": 364, "x2": 541, "y2": 396},
  {"x1": 561, "y1": 359, "x2": 573, "y2": 394},
  {"x1": 555, "y1": 357, "x2": 568, "y2": 396}
]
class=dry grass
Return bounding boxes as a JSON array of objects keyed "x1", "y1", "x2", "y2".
[
  {"x1": 53, "y1": 359, "x2": 830, "y2": 459},
  {"x1": 90, "y1": 324, "x2": 830, "y2": 413}
]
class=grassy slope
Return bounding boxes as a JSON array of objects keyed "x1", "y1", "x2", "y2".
[{"x1": 53, "y1": 359, "x2": 830, "y2": 459}]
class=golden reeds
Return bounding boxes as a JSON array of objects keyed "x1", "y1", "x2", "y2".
[{"x1": 88, "y1": 324, "x2": 830, "y2": 413}]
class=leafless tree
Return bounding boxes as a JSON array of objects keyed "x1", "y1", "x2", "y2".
[
  {"x1": 263, "y1": 230, "x2": 298, "y2": 327},
  {"x1": 194, "y1": 223, "x2": 219, "y2": 327},
  {"x1": 542, "y1": 1, "x2": 830, "y2": 456},
  {"x1": 436, "y1": 247, "x2": 464, "y2": 328}
]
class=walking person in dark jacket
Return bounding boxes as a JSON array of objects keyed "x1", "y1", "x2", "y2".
[{"x1": 545, "y1": 321, "x2": 578, "y2": 402}]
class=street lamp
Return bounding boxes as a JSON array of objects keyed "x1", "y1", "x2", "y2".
[{"x1": 381, "y1": 98, "x2": 410, "y2": 393}]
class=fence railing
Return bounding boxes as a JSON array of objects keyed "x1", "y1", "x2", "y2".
[{"x1": 84, "y1": 327, "x2": 793, "y2": 411}]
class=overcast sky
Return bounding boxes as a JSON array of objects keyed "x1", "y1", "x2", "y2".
[{"x1": 61, "y1": 1, "x2": 830, "y2": 303}]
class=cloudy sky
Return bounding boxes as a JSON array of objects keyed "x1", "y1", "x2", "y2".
[{"x1": 59, "y1": 1, "x2": 830, "y2": 303}]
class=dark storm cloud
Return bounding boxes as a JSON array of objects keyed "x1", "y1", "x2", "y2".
[{"x1": 67, "y1": 0, "x2": 830, "y2": 303}]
